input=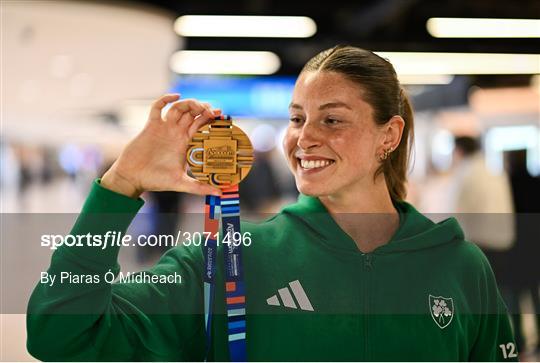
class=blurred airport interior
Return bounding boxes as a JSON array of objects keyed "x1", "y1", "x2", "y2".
[{"x1": 1, "y1": 0, "x2": 539, "y2": 361}]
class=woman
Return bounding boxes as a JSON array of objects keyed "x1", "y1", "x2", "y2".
[{"x1": 27, "y1": 46, "x2": 517, "y2": 361}]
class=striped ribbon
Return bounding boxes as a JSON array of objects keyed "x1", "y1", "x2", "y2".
[{"x1": 203, "y1": 184, "x2": 247, "y2": 361}]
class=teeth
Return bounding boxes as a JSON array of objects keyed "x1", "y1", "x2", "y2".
[{"x1": 300, "y1": 159, "x2": 333, "y2": 169}]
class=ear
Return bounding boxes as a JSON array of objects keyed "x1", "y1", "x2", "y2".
[{"x1": 378, "y1": 115, "x2": 405, "y2": 153}]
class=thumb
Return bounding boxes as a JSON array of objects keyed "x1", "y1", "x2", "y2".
[{"x1": 179, "y1": 177, "x2": 222, "y2": 197}]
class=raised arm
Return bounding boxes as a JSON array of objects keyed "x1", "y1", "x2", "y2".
[{"x1": 27, "y1": 94, "x2": 220, "y2": 361}]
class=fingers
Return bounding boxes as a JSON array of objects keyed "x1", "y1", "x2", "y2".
[
  {"x1": 178, "y1": 176, "x2": 222, "y2": 196},
  {"x1": 187, "y1": 113, "x2": 213, "y2": 138},
  {"x1": 164, "y1": 99, "x2": 214, "y2": 125},
  {"x1": 201, "y1": 104, "x2": 221, "y2": 118},
  {"x1": 149, "y1": 94, "x2": 180, "y2": 121},
  {"x1": 187, "y1": 107, "x2": 226, "y2": 136}
]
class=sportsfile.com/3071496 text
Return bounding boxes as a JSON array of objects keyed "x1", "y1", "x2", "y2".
[{"x1": 40, "y1": 230, "x2": 253, "y2": 250}]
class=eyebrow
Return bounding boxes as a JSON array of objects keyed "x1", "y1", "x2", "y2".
[{"x1": 288, "y1": 102, "x2": 352, "y2": 111}]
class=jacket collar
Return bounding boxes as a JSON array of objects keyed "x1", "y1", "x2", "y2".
[{"x1": 280, "y1": 194, "x2": 463, "y2": 254}]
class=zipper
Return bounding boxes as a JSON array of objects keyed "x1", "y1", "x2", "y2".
[
  {"x1": 364, "y1": 254, "x2": 373, "y2": 270},
  {"x1": 363, "y1": 253, "x2": 373, "y2": 361}
]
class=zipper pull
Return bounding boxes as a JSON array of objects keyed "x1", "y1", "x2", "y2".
[{"x1": 364, "y1": 254, "x2": 373, "y2": 270}]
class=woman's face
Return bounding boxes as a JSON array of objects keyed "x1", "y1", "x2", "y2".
[{"x1": 283, "y1": 71, "x2": 385, "y2": 197}]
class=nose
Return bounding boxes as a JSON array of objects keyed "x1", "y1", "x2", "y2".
[{"x1": 297, "y1": 121, "x2": 322, "y2": 150}]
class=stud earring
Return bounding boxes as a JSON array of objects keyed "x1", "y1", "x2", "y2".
[{"x1": 379, "y1": 147, "x2": 393, "y2": 161}]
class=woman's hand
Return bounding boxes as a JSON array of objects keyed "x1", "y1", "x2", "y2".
[{"x1": 101, "y1": 94, "x2": 222, "y2": 198}]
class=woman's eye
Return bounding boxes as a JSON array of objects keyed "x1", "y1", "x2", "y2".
[
  {"x1": 325, "y1": 118, "x2": 340, "y2": 125},
  {"x1": 289, "y1": 117, "x2": 303, "y2": 124}
]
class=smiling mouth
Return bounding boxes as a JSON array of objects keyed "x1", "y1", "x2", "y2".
[{"x1": 297, "y1": 158, "x2": 335, "y2": 171}]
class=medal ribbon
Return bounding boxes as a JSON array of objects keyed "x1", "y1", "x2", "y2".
[
  {"x1": 203, "y1": 184, "x2": 247, "y2": 361},
  {"x1": 189, "y1": 115, "x2": 250, "y2": 361}
]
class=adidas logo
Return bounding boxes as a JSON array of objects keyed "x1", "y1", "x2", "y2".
[{"x1": 266, "y1": 280, "x2": 314, "y2": 311}]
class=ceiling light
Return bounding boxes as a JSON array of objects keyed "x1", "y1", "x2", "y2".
[
  {"x1": 397, "y1": 74, "x2": 454, "y2": 85},
  {"x1": 170, "y1": 51, "x2": 281, "y2": 75},
  {"x1": 174, "y1": 15, "x2": 316, "y2": 38},
  {"x1": 427, "y1": 18, "x2": 540, "y2": 38},
  {"x1": 375, "y1": 52, "x2": 540, "y2": 75}
]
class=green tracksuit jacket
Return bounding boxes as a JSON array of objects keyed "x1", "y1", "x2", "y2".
[{"x1": 27, "y1": 180, "x2": 518, "y2": 361}]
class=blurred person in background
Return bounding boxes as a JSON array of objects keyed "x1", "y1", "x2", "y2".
[
  {"x1": 0, "y1": 141, "x2": 21, "y2": 191},
  {"x1": 17, "y1": 146, "x2": 46, "y2": 193},
  {"x1": 449, "y1": 136, "x2": 515, "y2": 251}
]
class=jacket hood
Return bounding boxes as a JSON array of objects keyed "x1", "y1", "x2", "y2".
[{"x1": 280, "y1": 194, "x2": 464, "y2": 254}]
